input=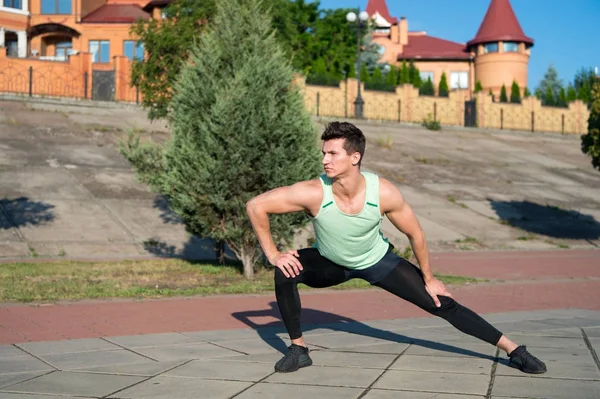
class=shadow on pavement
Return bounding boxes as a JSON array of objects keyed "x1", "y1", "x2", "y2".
[
  {"x1": 232, "y1": 301, "x2": 498, "y2": 361},
  {"x1": 0, "y1": 197, "x2": 55, "y2": 228},
  {"x1": 489, "y1": 199, "x2": 600, "y2": 240}
]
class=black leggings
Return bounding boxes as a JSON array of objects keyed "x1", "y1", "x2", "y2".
[{"x1": 274, "y1": 248, "x2": 503, "y2": 345}]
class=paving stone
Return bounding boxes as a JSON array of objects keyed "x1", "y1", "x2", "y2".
[
  {"x1": 0, "y1": 345, "x2": 26, "y2": 358},
  {"x1": 165, "y1": 359, "x2": 274, "y2": 382},
  {"x1": 72, "y1": 360, "x2": 185, "y2": 377},
  {"x1": 373, "y1": 370, "x2": 489, "y2": 395},
  {"x1": 309, "y1": 350, "x2": 396, "y2": 369},
  {"x1": 214, "y1": 338, "x2": 289, "y2": 355},
  {"x1": 222, "y1": 352, "x2": 283, "y2": 365},
  {"x1": 2, "y1": 371, "x2": 144, "y2": 397},
  {"x1": 390, "y1": 354, "x2": 492, "y2": 375},
  {"x1": 496, "y1": 358, "x2": 600, "y2": 380},
  {"x1": 305, "y1": 332, "x2": 398, "y2": 349},
  {"x1": 0, "y1": 356, "x2": 54, "y2": 374},
  {"x1": 492, "y1": 320, "x2": 573, "y2": 334},
  {"x1": 39, "y1": 349, "x2": 152, "y2": 370},
  {"x1": 331, "y1": 342, "x2": 410, "y2": 355},
  {"x1": 402, "y1": 342, "x2": 497, "y2": 359},
  {"x1": 539, "y1": 317, "x2": 600, "y2": 329},
  {"x1": 234, "y1": 382, "x2": 363, "y2": 399},
  {"x1": 362, "y1": 390, "x2": 485, "y2": 399},
  {"x1": 183, "y1": 329, "x2": 278, "y2": 342},
  {"x1": 109, "y1": 376, "x2": 250, "y2": 399},
  {"x1": 132, "y1": 343, "x2": 242, "y2": 362},
  {"x1": 105, "y1": 333, "x2": 200, "y2": 348},
  {"x1": 583, "y1": 327, "x2": 600, "y2": 338},
  {"x1": 265, "y1": 365, "x2": 382, "y2": 388},
  {"x1": 492, "y1": 375, "x2": 600, "y2": 399},
  {"x1": 0, "y1": 394, "x2": 95, "y2": 399},
  {"x1": 0, "y1": 169, "x2": 89, "y2": 199},
  {"x1": 497, "y1": 335, "x2": 586, "y2": 348},
  {"x1": 587, "y1": 338, "x2": 600, "y2": 354},
  {"x1": 0, "y1": 372, "x2": 50, "y2": 390},
  {"x1": 510, "y1": 328, "x2": 583, "y2": 338},
  {"x1": 17, "y1": 338, "x2": 119, "y2": 356}
]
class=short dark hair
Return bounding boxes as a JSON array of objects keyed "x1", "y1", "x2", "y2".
[{"x1": 321, "y1": 122, "x2": 366, "y2": 165}]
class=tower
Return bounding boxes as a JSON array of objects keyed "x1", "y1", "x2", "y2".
[{"x1": 467, "y1": 0, "x2": 534, "y2": 96}]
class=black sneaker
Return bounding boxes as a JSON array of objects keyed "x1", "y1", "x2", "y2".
[
  {"x1": 508, "y1": 345, "x2": 547, "y2": 374},
  {"x1": 274, "y1": 344, "x2": 313, "y2": 373}
]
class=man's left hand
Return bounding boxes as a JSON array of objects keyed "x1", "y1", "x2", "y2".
[{"x1": 425, "y1": 277, "x2": 453, "y2": 307}]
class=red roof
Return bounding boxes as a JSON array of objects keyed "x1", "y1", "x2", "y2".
[
  {"x1": 467, "y1": 0, "x2": 533, "y2": 48},
  {"x1": 366, "y1": 0, "x2": 398, "y2": 24},
  {"x1": 399, "y1": 34, "x2": 471, "y2": 61},
  {"x1": 81, "y1": 4, "x2": 151, "y2": 23}
]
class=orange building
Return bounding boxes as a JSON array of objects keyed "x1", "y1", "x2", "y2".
[
  {"x1": 366, "y1": 0, "x2": 534, "y2": 97},
  {"x1": 0, "y1": 0, "x2": 168, "y2": 63}
]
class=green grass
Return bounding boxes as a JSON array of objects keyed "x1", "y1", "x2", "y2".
[{"x1": 0, "y1": 259, "x2": 482, "y2": 303}]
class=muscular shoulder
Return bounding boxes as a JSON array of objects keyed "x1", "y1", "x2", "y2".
[{"x1": 378, "y1": 177, "x2": 405, "y2": 213}]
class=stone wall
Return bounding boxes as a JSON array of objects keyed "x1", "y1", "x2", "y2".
[{"x1": 300, "y1": 77, "x2": 590, "y2": 135}]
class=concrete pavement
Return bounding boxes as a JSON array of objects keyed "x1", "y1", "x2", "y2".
[{"x1": 1, "y1": 309, "x2": 599, "y2": 398}]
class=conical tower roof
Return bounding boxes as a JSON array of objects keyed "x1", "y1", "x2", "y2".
[
  {"x1": 467, "y1": 0, "x2": 533, "y2": 48},
  {"x1": 366, "y1": 0, "x2": 398, "y2": 24}
]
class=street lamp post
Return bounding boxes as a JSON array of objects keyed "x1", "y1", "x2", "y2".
[{"x1": 346, "y1": 10, "x2": 369, "y2": 119}]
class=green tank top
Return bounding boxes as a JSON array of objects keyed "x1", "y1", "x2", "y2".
[{"x1": 310, "y1": 171, "x2": 390, "y2": 270}]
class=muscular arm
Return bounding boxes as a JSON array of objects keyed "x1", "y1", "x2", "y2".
[
  {"x1": 379, "y1": 178, "x2": 434, "y2": 282},
  {"x1": 246, "y1": 180, "x2": 321, "y2": 264}
]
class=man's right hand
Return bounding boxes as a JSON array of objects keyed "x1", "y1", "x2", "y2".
[{"x1": 269, "y1": 250, "x2": 303, "y2": 278}]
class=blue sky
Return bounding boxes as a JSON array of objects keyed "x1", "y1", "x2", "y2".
[{"x1": 317, "y1": 0, "x2": 599, "y2": 89}]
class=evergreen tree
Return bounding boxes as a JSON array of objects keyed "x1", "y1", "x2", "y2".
[
  {"x1": 499, "y1": 84, "x2": 508, "y2": 102},
  {"x1": 408, "y1": 60, "x2": 421, "y2": 87},
  {"x1": 438, "y1": 72, "x2": 449, "y2": 97},
  {"x1": 581, "y1": 77, "x2": 600, "y2": 170},
  {"x1": 359, "y1": 64, "x2": 370, "y2": 83},
  {"x1": 489, "y1": 88, "x2": 495, "y2": 101},
  {"x1": 121, "y1": 0, "x2": 322, "y2": 278},
  {"x1": 358, "y1": 34, "x2": 382, "y2": 74},
  {"x1": 474, "y1": 80, "x2": 483, "y2": 93},
  {"x1": 536, "y1": 63, "x2": 563, "y2": 102},
  {"x1": 544, "y1": 86, "x2": 555, "y2": 106},
  {"x1": 574, "y1": 66, "x2": 596, "y2": 105},
  {"x1": 371, "y1": 66, "x2": 384, "y2": 84},
  {"x1": 346, "y1": 61, "x2": 356, "y2": 78},
  {"x1": 399, "y1": 60, "x2": 410, "y2": 84},
  {"x1": 386, "y1": 65, "x2": 397, "y2": 86},
  {"x1": 510, "y1": 80, "x2": 521, "y2": 103},
  {"x1": 557, "y1": 87, "x2": 568, "y2": 107},
  {"x1": 419, "y1": 77, "x2": 434, "y2": 96},
  {"x1": 567, "y1": 84, "x2": 577, "y2": 102},
  {"x1": 535, "y1": 88, "x2": 543, "y2": 99},
  {"x1": 523, "y1": 87, "x2": 531, "y2": 97}
]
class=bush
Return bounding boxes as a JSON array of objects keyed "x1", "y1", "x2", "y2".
[
  {"x1": 500, "y1": 84, "x2": 508, "y2": 102},
  {"x1": 422, "y1": 113, "x2": 441, "y2": 130},
  {"x1": 306, "y1": 73, "x2": 341, "y2": 87},
  {"x1": 474, "y1": 80, "x2": 483, "y2": 93},
  {"x1": 420, "y1": 77, "x2": 435, "y2": 96},
  {"x1": 510, "y1": 80, "x2": 521, "y2": 103},
  {"x1": 581, "y1": 78, "x2": 600, "y2": 170},
  {"x1": 438, "y1": 72, "x2": 449, "y2": 97}
]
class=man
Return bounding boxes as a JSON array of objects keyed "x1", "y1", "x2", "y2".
[{"x1": 246, "y1": 121, "x2": 546, "y2": 374}]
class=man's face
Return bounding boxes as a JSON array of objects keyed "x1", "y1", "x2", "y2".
[{"x1": 321, "y1": 138, "x2": 359, "y2": 178}]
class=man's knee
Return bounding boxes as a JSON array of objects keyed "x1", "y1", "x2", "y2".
[
  {"x1": 427, "y1": 295, "x2": 459, "y2": 316},
  {"x1": 274, "y1": 267, "x2": 298, "y2": 286}
]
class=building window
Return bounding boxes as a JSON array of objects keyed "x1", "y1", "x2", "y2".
[
  {"x1": 3, "y1": 0, "x2": 22, "y2": 9},
  {"x1": 89, "y1": 40, "x2": 110, "y2": 63},
  {"x1": 41, "y1": 0, "x2": 71, "y2": 14},
  {"x1": 483, "y1": 43, "x2": 498, "y2": 53},
  {"x1": 450, "y1": 71, "x2": 469, "y2": 89},
  {"x1": 124, "y1": 40, "x2": 144, "y2": 61},
  {"x1": 55, "y1": 41, "x2": 72, "y2": 60},
  {"x1": 420, "y1": 71, "x2": 434, "y2": 83},
  {"x1": 503, "y1": 41, "x2": 519, "y2": 52}
]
